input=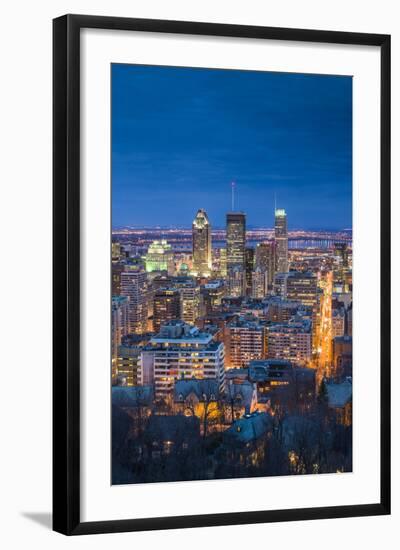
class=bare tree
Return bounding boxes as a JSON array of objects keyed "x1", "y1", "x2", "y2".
[{"x1": 181, "y1": 380, "x2": 221, "y2": 439}]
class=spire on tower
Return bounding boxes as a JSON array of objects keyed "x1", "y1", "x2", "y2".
[{"x1": 231, "y1": 181, "x2": 236, "y2": 211}]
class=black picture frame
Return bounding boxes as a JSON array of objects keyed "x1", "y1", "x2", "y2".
[{"x1": 53, "y1": 14, "x2": 391, "y2": 536}]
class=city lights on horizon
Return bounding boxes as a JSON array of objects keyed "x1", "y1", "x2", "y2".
[{"x1": 111, "y1": 197, "x2": 353, "y2": 484}]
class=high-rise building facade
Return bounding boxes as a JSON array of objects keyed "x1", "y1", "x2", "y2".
[
  {"x1": 333, "y1": 242, "x2": 350, "y2": 291},
  {"x1": 153, "y1": 288, "x2": 181, "y2": 333},
  {"x1": 112, "y1": 262, "x2": 124, "y2": 296},
  {"x1": 116, "y1": 333, "x2": 152, "y2": 386},
  {"x1": 226, "y1": 212, "x2": 246, "y2": 274},
  {"x1": 201, "y1": 280, "x2": 226, "y2": 313},
  {"x1": 332, "y1": 335, "x2": 352, "y2": 378},
  {"x1": 120, "y1": 266, "x2": 148, "y2": 334},
  {"x1": 274, "y1": 208, "x2": 288, "y2": 273},
  {"x1": 216, "y1": 247, "x2": 227, "y2": 277},
  {"x1": 333, "y1": 242, "x2": 349, "y2": 268},
  {"x1": 251, "y1": 268, "x2": 268, "y2": 299},
  {"x1": 266, "y1": 297, "x2": 301, "y2": 323},
  {"x1": 332, "y1": 307, "x2": 345, "y2": 338},
  {"x1": 142, "y1": 321, "x2": 225, "y2": 398},
  {"x1": 286, "y1": 271, "x2": 318, "y2": 308},
  {"x1": 179, "y1": 282, "x2": 201, "y2": 325},
  {"x1": 346, "y1": 303, "x2": 352, "y2": 336},
  {"x1": 244, "y1": 247, "x2": 255, "y2": 295},
  {"x1": 111, "y1": 296, "x2": 129, "y2": 382},
  {"x1": 111, "y1": 296, "x2": 129, "y2": 360},
  {"x1": 192, "y1": 209, "x2": 212, "y2": 277},
  {"x1": 255, "y1": 241, "x2": 276, "y2": 288},
  {"x1": 112, "y1": 240, "x2": 121, "y2": 262},
  {"x1": 285, "y1": 271, "x2": 321, "y2": 352},
  {"x1": 145, "y1": 239, "x2": 175, "y2": 275},
  {"x1": 273, "y1": 272, "x2": 289, "y2": 298},
  {"x1": 226, "y1": 317, "x2": 267, "y2": 369},
  {"x1": 227, "y1": 266, "x2": 245, "y2": 297},
  {"x1": 267, "y1": 320, "x2": 312, "y2": 365}
]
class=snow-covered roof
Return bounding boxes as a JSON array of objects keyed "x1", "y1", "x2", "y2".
[
  {"x1": 174, "y1": 378, "x2": 219, "y2": 402},
  {"x1": 326, "y1": 379, "x2": 352, "y2": 408},
  {"x1": 224, "y1": 411, "x2": 272, "y2": 444}
]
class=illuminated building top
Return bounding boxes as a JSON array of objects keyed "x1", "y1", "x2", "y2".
[{"x1": 145, "y1": 239, "x2": 174, "y2": 274}]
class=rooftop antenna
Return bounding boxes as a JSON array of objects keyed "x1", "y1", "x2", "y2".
[
  {"x1": 274, "y1": 192, "x2": 277, "y2": 213},
  {"x1": 231, "y1": 181, "x2": 236, "y2": 211}
]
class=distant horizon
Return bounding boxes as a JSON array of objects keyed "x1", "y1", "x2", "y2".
[{"x1": 112, "y1": 223, "x2": 353, "y2": 232}]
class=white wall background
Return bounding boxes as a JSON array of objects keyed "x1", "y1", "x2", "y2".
[{"x1": 0, "y1": 0, "x2": 398, "y2": 548}]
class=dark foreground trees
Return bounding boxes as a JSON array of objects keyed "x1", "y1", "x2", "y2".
[{"x1": 113, "y1": 407, "x2": 352, "y2": 485}]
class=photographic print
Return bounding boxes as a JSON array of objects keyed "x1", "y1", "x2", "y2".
[{"x1": 111, "y1": 64, "x2": 353, "y2": 485}]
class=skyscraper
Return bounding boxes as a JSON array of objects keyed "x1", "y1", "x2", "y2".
[
  {"x1": 333, "y1": 242, "x2": 349, "y2": 267},
  {"x1": 111, "y1": 296, "x2": 129, "y2": 383},
  {"x1": 227, "y1": 266, "x2": 245, "y2": 298},
  {"x1": 112, "y1": 262, "x2": 124, "y2": 296},
  {"x1": 333, "y1": 242, "x2": 349, "y2": 287},
  {"x1": 111, "y1": 296, "x2": 129, "y2": 360},
  {"x1": 192, "y1": 209, "x2": 212, "y2": 277},
  {"x1": 226, "y1": 211, "x2": 246, "y2": 271},
  {"x1": 145, "y1": 239, "x2": 175, "y2": 275},
  {"x1": 274, "y1": 208, "x2": 288, "y2": 273},
  {"x1": 251, "y1": 268, "x2": 268, "y2": 299},
  {"x1": 255, "y1": 241, "x2": 276, "y2": 288},
  {"x1": 120, "y1": 266, "x2": 148, "y2": 334},
  {"x1": 153, "y1": 288, "x2": 181, "y2": 333},
  {"x1": 286, "y1": 271, "x2": 318, "y2": 307},
  {"x1": 285, "y1": 271, "x2": 322, "y2": 355},
  {"x1": 244, "y1": 247, "x2": 255, "y2": 295},
  {"x1": 273, "y1": 272, "x2": 289, "y2": 299},
  {"x1": 179, "y1": 282, "x2": 201, "y2": 325},
  {"x1": 112, "y1": 240, "x2": 121, "y2": 262}
]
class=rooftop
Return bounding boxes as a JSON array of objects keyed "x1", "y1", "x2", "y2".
[
  {"x1": 203, "y1": 280, "x2": 225, "y2": 289},
  {"x1": 152, "y1": 321, "x2": 213, "y2": 344},
  {"x1": 193, "y1": 208, "x2": 210, "y2": 227},
  {"x1": 333, "y1": 335, "x2": 352, "y2": 343},
  {"x1": 287, "y1": 270, "x2": 317, "y2": 280},
  {"x1": 268, "y1": 319, "x2": 311, "y2": 333},
  {"x1": 326, "y1": 379, "x2": 352, "y2": 408},
  {"x1": 225, "y1": 368, "x2": 249, "y2": 379},
  {"x1": 224, "y1": 411, "x2": 272, "y2": 444},
  {"x1": 266, "y1": 297, "x2": 302, "y2": 308},
  {"x1": 146, "y1": 239, "x2": 172, "y2": 253},
  {"x1": 228, "y1": 316, "x2": 265, "y2": 330},
  {"x1": 225, "y1": 380, "x2": 255, "y2": 412},
  {"x1": 332, "y1": 309, "x2": 345, "y2": 318},
  {"x1": 174, "y1": 378, "x2": 219, "y2": 402},
  {"x1": 144, "y1": 341, "x2": 222, "y2": 353}
]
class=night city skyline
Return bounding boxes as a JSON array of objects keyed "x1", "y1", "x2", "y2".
[
  {"x1": 112, "y1": 64, "x2": 352, "y2": 230},
  {"x1": 111, "y1": 63, "x2": 353, "y2": 486}
]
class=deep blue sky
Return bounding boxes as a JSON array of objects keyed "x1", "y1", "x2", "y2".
[{"x1": 112, "y1": 64, "x2": 352, "y2": 230}]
